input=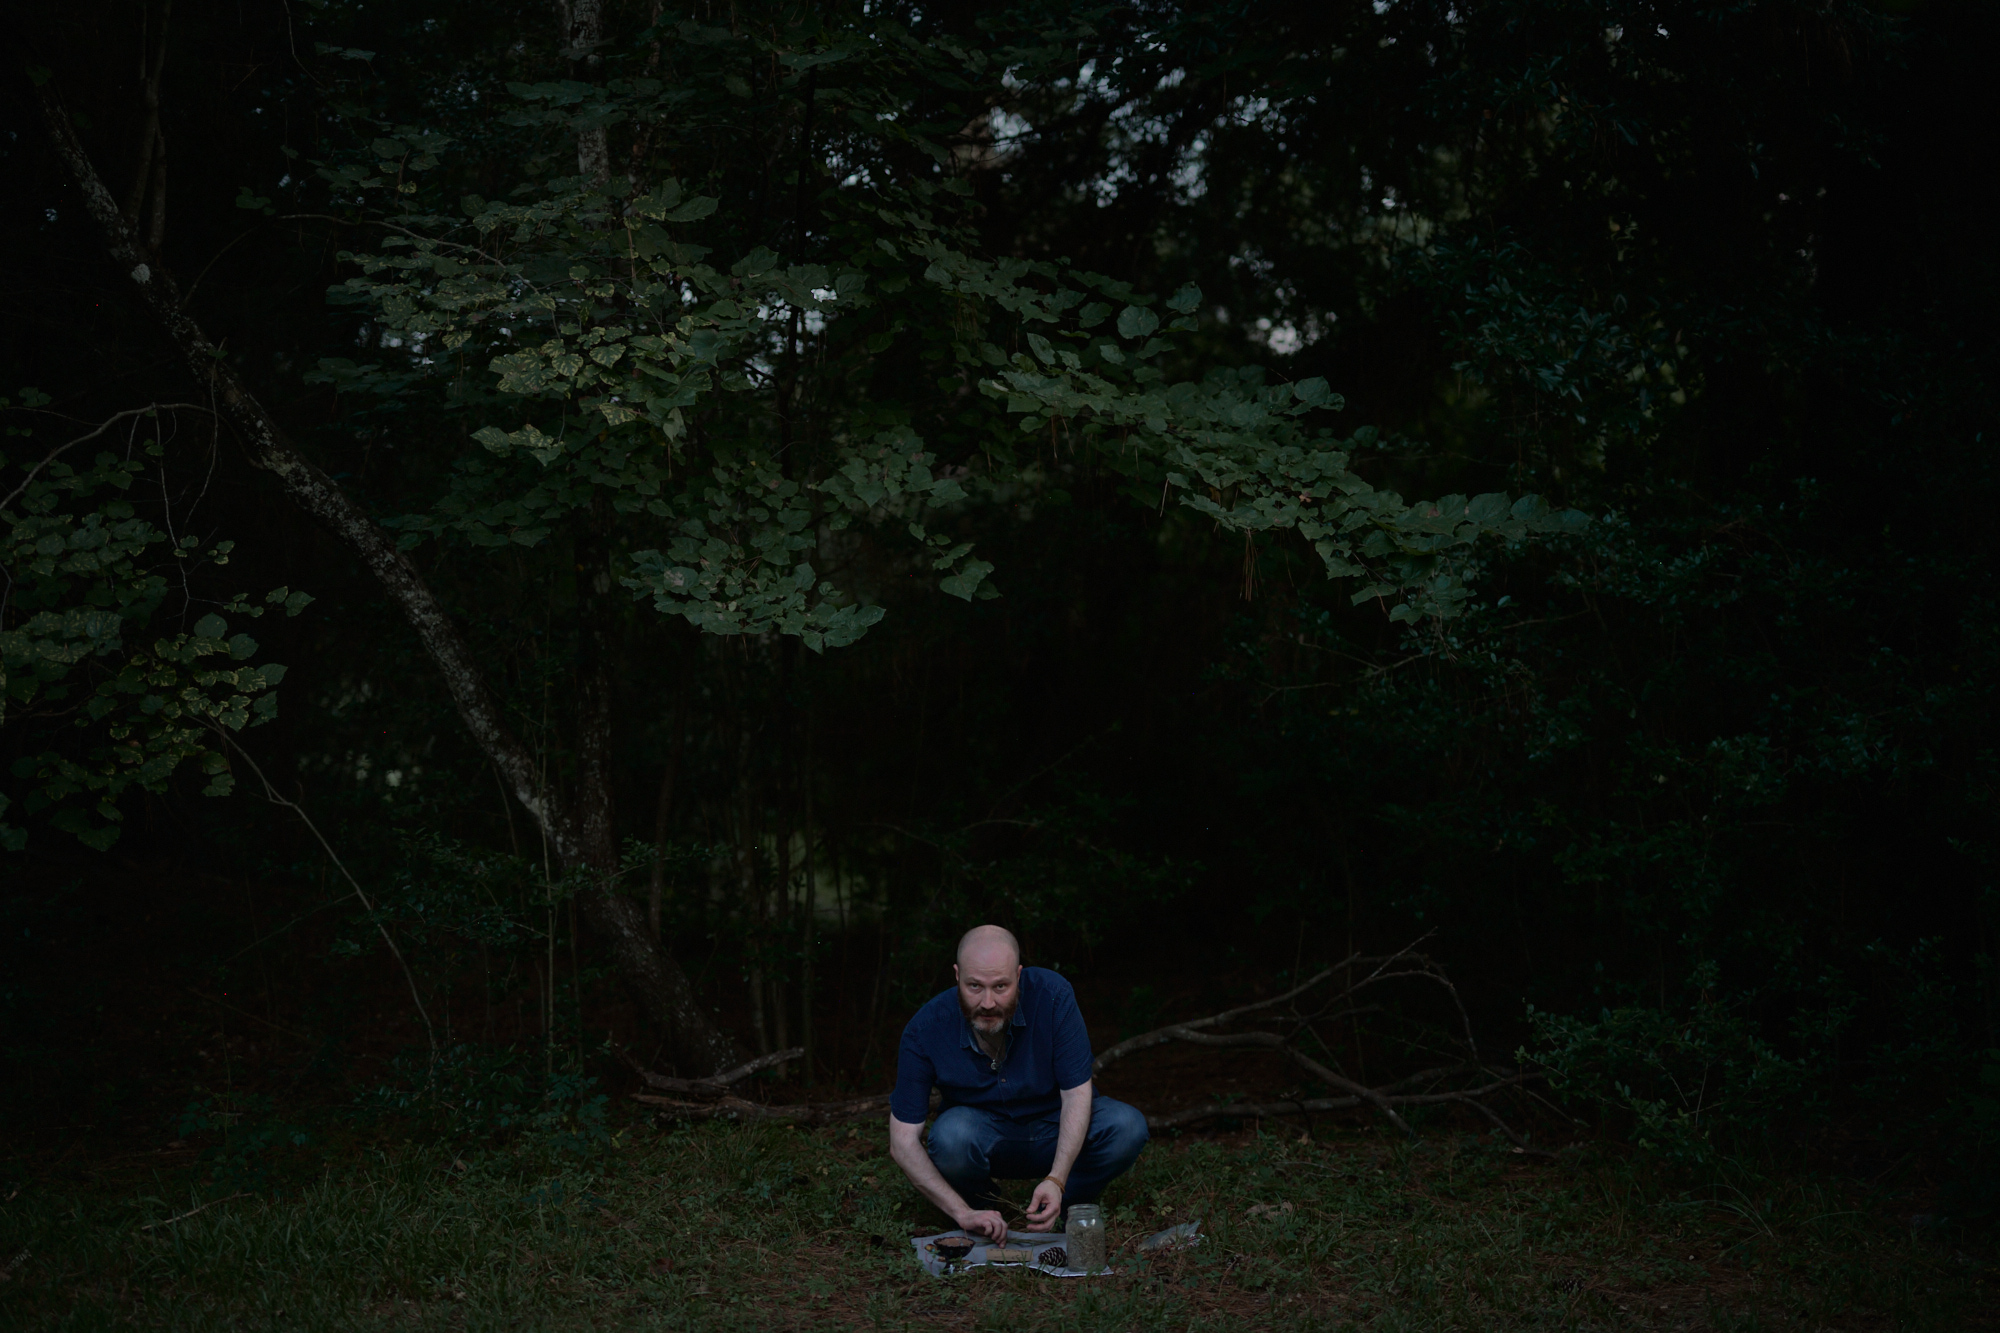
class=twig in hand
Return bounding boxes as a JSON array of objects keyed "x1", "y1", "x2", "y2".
[{"x1": 140, "y1": 1193, "x2": 250, "y2": 1231}]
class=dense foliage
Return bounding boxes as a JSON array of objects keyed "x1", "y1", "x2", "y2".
[{"x1": 4, "y1": 0, "x2": 1996, "y2": 1207}]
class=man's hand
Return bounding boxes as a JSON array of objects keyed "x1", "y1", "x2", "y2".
[
  {"x1": 1026, "y1": 1081, "x2": 1092, "y2": 1233},
  {"x1": 890, "y1": 1114, "x2": 1004, "y2": 1244},
  {"x1": 957, "y1": 1207, "x2": 1008, "y2": 1244},
  {"x1": 1022, "y1": 1179, "x2": 1063, "y2": 1231}
]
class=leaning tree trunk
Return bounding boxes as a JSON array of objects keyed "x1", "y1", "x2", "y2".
[
  {"x1": 574, "y1": 501, "x2": 740, "y2": 1074},
  {"x1": 31, "y1": 76, "x2": 744, "y2": 1078}
]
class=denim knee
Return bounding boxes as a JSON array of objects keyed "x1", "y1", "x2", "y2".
[
  {"x1": 926, "y1": 1107, "x2": 989, "y2": 1177},
  {"x1": 1095, "y1": 1098, "x2": 1150, "y2": 1166}
]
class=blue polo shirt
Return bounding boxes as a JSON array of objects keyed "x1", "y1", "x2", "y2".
[{"x1": 891, "y1": 966, "x2": 1095, "y2": 1124}]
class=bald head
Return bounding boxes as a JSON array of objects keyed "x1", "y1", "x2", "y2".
[
  {"x1": 955, "y1": 925, "x2": 1022, "y2": 1038},
  {"x1": 956, "y1": 924, "x2": 1020, "y2": 971}
]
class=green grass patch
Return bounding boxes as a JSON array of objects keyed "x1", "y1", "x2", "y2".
[{"x1": 0, "y1": 1121, "x2": 1990, "y2": 1331}]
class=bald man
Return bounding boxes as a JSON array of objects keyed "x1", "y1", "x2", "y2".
[{"x1": 886, "y1": 925, "x2": 1149, "y2": 1243}]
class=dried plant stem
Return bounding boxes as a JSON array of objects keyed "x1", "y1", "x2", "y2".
[
  {"x1": 140, "y1": 1192, "x2": 250, "y2": 1231},
  {"x1": 211, "y1": 729, "x2": 436, "y2": 1054}
]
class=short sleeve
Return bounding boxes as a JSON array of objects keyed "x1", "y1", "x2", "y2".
[
  {"x1": 890, "y1": 1016, "x2": 937, "y2": 1123},
  {"x1": 1049, "y1": 977, "x2": 1095, "y2": 1091}
]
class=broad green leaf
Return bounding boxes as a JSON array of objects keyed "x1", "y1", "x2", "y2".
[{"x1": 1117, "y1": 305, "x2": 1159, "y2": 339}]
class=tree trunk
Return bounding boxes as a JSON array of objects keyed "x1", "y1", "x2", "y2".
[
  {"x1": 32, "y1": 79, "x2": 745, "y2": 1076},
  {"x1": 559, "y1": 0, "x2": 611, "y2": 187},
  {"x1": 121, "y1": 0, "x2": 169, "y2": 229},
  {"x1": 648, "y1": 697, "x2": 685, "y2": 943},
  {"x1": 774, "y1": 799, "x2": 792, "y2": 1058},
  {"x1": 800, "y1": 710, "x2": 816, "y2": 1084}
]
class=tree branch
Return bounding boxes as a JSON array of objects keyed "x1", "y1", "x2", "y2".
[
  {"x1": 1091, "y1": 964, "x2": 1345, "y2": 1071},
  {"x1": 29, "y1": 69, "x2": 743, "y2": 1075},
  {"x1": 1284, "y1": 1046, "x2": 1414, "y2": 1136},
  {"x1": 630, "y1": 1091, "x2": 893, "y2": 1125},
  {"x1": 1145, "y1": 1096, "x2": 1363, "y2": 1131},
  {"x1": 1089, "y1": 945, "x2": 1542, "y2": 1145},
  {"x1": 211, "y1": 729, "x2": 437, "y2": 1054},
  {"x1": 0, "y1": 401, "x2": 212, "y2": 512},
  {"x1": 30, "y1": 77, "x2": 569, "y2": 860},
  {"x1": 614, "y1": 1042, "x2": 803, "y2": 1096}
]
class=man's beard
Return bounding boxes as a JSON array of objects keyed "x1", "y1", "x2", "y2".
[{"x1": 961, "y1": 992, "x2": 1019, "y2": 1061}]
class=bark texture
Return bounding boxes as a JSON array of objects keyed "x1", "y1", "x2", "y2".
[{"x1": 559, "y1": 0, "x2": 611, "y2": 186}]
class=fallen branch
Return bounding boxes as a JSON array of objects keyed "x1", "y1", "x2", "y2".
[
  {"x1": 1145, "y1": 1089, "x2": 1552, "y2": 1154},
  {"x1": 625, "y1": 946, "x2": 1548, "y2": 1147},
  {"x1": 708, "y1": 1047, "x2": 806, "y2": 1085},
  {"x1": 613, "y1": 1044, "x2": 803, "y2": 1098},
  {"x1": 1285, "y1": 1046, "x2": 1416, "y2": 1136},
  {"x1": 618, "y1": 1040, "x2": 895, "y2": 1124},
  {"x1": 1147, "y1": 1096, "x2": 1365, "y2": 1130},
  {"x1": 631, "y1": 1091, "x2": 892, "y2": 1125},
  {"x1": 631, "y1": 1082, "x2": 941, "y2": 1125},
  {"x1": 1090, "y1": 964, "x2": 1344, "y2": 1070},
  {"x1": 1097, "y1": 942, "x2": 1545, "y2": 1146}
]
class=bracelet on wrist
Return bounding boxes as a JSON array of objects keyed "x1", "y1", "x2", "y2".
[{"x1": 1040, "y1": 1174, "x2": 1067, "y2": 1194}]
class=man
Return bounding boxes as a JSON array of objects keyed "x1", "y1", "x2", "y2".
[{"x1": 887, "y1": 924, "x2": 1149, "y2": 1243}]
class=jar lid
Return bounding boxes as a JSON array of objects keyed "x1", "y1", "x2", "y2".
[{"x1": 1066, "y1": 1204, "x2": 1102, "y2": 1219}]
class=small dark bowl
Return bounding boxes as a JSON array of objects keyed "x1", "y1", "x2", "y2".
[{"x1": 934, "y1": 1239, "x2": 974, "y2": 1262}]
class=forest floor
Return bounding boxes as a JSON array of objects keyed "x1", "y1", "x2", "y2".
[
  {"x1": 0, "y1": 1113, "x2": 1992, "y2": 1332},
  {"x1": 3, "y1": 858, "x2": 1993, "y2": 1329}
]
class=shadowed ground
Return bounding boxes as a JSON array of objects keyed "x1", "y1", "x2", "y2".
[{"x1": 1, "y1": 1117, "x2": 1989, "y2": 1331}]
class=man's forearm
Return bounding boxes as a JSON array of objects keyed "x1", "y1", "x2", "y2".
[
  {"x1": 1049, "y1": 1083, "x2": 1092, "y2": 1186},
  {"x1": 888, "y1": 1119, "x2": 972, "y2": 1222}
]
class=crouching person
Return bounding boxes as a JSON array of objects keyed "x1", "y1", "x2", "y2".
[{"x1": 886, "y1": 924, "x2": 1149, "y2": 1243}]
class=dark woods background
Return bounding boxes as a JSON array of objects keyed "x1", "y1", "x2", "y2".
[{"x1": 3, "y1": 0, "x2": 1997, "y2": 1209}]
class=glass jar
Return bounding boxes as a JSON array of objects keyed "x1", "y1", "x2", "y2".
[{"x1": 1064, "y1": 1203, "x2": 1107, "y2": 1272}]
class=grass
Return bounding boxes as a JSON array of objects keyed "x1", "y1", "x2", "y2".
[{"x1": 0, "y1": 1115, "x2": 1991, "y2": 1331}]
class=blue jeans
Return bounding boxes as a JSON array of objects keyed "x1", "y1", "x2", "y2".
[{"x1": 926, "y1": 1096, "x2": 1149, "y2": 1213}]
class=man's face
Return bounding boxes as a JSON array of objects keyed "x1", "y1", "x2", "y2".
[{"x1": 955, "y1": 952, "x2": 1021, "y2": 1035}]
